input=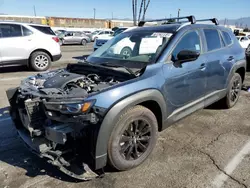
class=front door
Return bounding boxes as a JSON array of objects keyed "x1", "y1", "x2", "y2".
[{"x1": 162, "y1": 30, "x2": 206, "y2": 118}]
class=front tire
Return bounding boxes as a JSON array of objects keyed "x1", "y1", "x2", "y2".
[
  {"x1": 29, "y1": 51, "x2": 51, "y2": 71},
  {"x1": 108, "y1": 105, "x2": 158, "y2": 171},
  {"x1": 221, "y1": 73, "x2": 242, "y2": 108}
]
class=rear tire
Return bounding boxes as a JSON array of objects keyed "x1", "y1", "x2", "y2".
[
  {"x1": 108, "y1": 105, "x2": 158, "y2": 171},
  {"x1": 29, "y1": 51, "x2": 51, "y2": 71},
  {"x1": 120, "y1": 47, "x2": 132, "y2": 59},
  {"x1": 220, "y1": 73, "x2": 242, "y2": 108},
  {"x1": 81, "y1": 39, "x2": 87, "y2": 46}
]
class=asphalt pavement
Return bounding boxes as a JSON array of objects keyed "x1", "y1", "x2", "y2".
[{"x1": 0, "y1": 45, "x2": 250, "y2": 188}]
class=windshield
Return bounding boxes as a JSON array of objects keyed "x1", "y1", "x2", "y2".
[
  {"x1": 113, "y1": 28, "x2": 127, "y2": 36},
  {"x1": 87, "y1": 30, "x2": 173, "y2": 67},
  {"x1": 92, "y1": 30, "x2": 101, "y2": 35}
]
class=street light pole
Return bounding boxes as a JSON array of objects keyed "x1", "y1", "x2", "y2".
[
  {"x1": 177, "y1": 9, "x2": 180, "y2": 22},
  {"x1": 33, "y1": 5, "x2": 36, "y2": 17}
]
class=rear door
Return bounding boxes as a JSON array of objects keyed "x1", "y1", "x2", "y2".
[
  {"x1": 73, "y1": 32, "x2": 82, "y2": 43},
  {"x1": 202, "y1": 28, "x2": 230, "y2": 105},
  {"x1": 64, "y1": 32, "x2": 74, "y2": 44},
  {"x1": 0, "y1": 23, "x2": 34, "y2": 64}
]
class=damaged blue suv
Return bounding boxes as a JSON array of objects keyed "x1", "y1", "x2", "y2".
[{"x1": 6, "y1": 16, "x2": 246, "y2": 180}]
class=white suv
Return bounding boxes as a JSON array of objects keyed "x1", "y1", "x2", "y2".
[
  {"x1": 90, "y1": 30, "x2": 114, "y2": 41},
  {"x1": 0, "y1": 22, "x2": 61, "y2": 71}
]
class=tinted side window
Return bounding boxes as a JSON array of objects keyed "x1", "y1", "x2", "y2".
[
  {"x1": 22, "y1": 26, "x2": 33, "y2": 36},
  {"x1": 222, "y1": 31, "x2": 233, "y2": 45},
  {"x1": 0, "y1": 24, "x2": 22, "y2": 38},
  {"x1": 204, "y1": 29, "x2": 222, "y2": 51},
  {"x1": 74, "y1": 32, "x2": 81, "y2": 36},
  {"x1": 172, "y1": 31, "x2": 201, "y2": 60},
  {"x1": 29, "y1": 25, "x2": 55, "y2": 35}
]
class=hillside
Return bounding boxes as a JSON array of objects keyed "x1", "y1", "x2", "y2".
[{"x1": 219, "y1": 17, "x2": 250, "y2": 28}]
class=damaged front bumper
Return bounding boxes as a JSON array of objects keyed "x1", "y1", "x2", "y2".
[
  {"x1": 17, "y1": 127, "x2": 100, "y2": 180},
  {"x1": 7, "y1": 88, "x2": 104, "y2": 180}
]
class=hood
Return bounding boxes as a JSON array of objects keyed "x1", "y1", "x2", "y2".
[
  {"x1": 18, "y1": 63, "x2": 134, "y2": 100},
  {"x1": 97, "y1": 35, "x2": 113, "y2": 40}
]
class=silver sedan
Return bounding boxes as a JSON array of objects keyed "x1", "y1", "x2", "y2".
[{"x1": 60, "y1": 31, "x2": 91, "y2": 45}]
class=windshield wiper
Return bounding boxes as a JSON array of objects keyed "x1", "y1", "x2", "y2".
[{"x1": 100, "y1": 63, "x2": 137, "y2": 77}]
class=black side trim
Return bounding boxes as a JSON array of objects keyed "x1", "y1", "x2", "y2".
[
  {"x1": 52, "y1": 54, "x2": 62, "y2": 62},
  {"x1": 94, "y1": 89, "x2": 167, "y2": 170},
  {"x1": 1, "y1": 59, "x2": 28, "y2": 66}
]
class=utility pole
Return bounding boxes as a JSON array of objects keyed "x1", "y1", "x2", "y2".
[
  {"x1": 177, "y1": 9, "x2": 181, "y2": 22},
  {"x1": 170, "y1": 14, "x2": 172, "y2": 19},
  {"x1": 33, "y1": 5, "x2": 36, "y2": 17},
  {"x1": 112, "y1": 12, "x2": 113, "y2": 20},
  {"x1": 93, "y1": 8, "x2": 96, "y2": 19}
]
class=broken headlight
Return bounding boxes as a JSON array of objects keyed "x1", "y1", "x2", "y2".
[{"x1": 44, "y1": 100, "x2": 95, "y2": 114}]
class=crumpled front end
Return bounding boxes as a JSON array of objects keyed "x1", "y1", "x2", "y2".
[
  {"x1": 5, "y1": 64, "x2": 133, "y2": 180},
  {"x1": 6, "y1": 86, "x2": 105, "y2": 180}
]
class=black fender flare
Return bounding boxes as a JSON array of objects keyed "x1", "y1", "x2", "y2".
[
  {"x1": 94, "y1": 89, "x2": 167, "y2": 170},
  {"x1": 226, "y1": 59, "x2": 246, "y2": 88}
]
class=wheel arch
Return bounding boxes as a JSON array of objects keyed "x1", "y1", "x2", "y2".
[
  {"x1": 226, "y1": 60, "x2": 246, "y2": 88},
  {"x1": 94, "y1": 89, "x2": 167, "y2": 170},
  {"x1": 29, "y1": 49, "x2": 53, "y2": 65},
  {"x1": 235, "y1": 67, "x2": 245, "y2": 83}
]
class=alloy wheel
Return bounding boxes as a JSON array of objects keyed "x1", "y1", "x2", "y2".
[
  {"x1": 119, "y1": 119, "x2": 151, "y2": 161},
  {"x1": 34, "y1": 55, "x2": 49, "y2": 69},
  {"x1": 230, "y1": 77, "x2": 241, "y2": 102}
]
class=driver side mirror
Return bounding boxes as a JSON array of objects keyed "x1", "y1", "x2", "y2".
[{"x1": 176, "y1": 50, "x2": 200, "y2": 63}]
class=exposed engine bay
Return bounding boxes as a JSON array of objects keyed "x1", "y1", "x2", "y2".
[
  {"x1": 20, "y1": 63, "x2": 134, "y2": 99},
  {"x1": 6, "y1": 63, "x2": 136, "y2": 180}
]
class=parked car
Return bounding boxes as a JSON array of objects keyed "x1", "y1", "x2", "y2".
[
  {"x1": 6, "y1": 16, "x2": 246, "y2": 180},
  {"x1": 236, "y1": 36, "x2": 250, "y2": 49},
  {"x1": 90, "y1": 30, "x2": 114, "y2": 41},
  {"x1": 82, "y1": 30, "x2": 92, "y2": 37},
  {"x1": 0, "y1": 21, "x2": 61, "y2": 71},
  {"x1": 60, "y1": 31, "x2": 91, "y2": 45},
  {"x1": 93, "y1": 27, "x2": 136, "y2": 51}
]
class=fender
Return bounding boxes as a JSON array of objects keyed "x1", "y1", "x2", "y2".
[
  {"x1": 225, "y1": 59, "x2": 246, "y2": 88},
  {"x1": 94, "y1": 89, "x2": 167, "y2": 170}
]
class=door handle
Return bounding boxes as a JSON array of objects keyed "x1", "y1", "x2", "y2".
[
  {"x1": 199, "y1": 63, "x2": 206, "y2": 71},
  {"x1": 227, "y1": 56, "x2": 234, "y2": 61}
]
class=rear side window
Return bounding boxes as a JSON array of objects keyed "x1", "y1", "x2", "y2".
[
  {"x1": 30, "y1": 25, "x2": 55, "y2": 35},
  {"x1": 222, "y1": 31, "x2": 233, "y2": 45},
  {"x1": 0, "y1": 24, "x2": 22, "y2": 38},
  {"x1": 22, "y1": 26, "x2": 33, "y2": 36},
  {"x1": 204, "y1": 29, "x2": 222, "y2": 51}
]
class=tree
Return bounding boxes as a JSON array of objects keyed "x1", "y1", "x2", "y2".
[
  {"x1": 132, "y1": 0, "x2": 151, "y2": 26},
  {"x1": 243, "y1": 28, "x2": 249, "y2": 32}
]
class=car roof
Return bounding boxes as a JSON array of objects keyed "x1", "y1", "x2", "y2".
[
  {"x1": 125, "y1": 24, "x2": 182, "y2": 33},
  {"x1": 0, "y1": 21, "x2": 50, "y2": 27},
  {"x1": 125, "y1": 23, "x2": 229, "y2": 33}
]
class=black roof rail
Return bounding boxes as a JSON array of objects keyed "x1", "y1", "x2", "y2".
[
  {"x1": 138, "y1": 15, "x2": 196, "y2": 27},
  {"x1": 196, "y1": 18, "x2": 219, "y2": 25}
]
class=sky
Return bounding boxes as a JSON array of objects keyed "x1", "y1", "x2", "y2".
[{"x1": 0, "y1": 0, "x2": 249, "y2": 20}]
